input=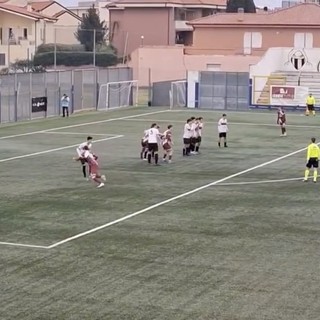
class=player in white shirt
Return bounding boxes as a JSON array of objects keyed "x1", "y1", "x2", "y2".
[
  {"x1": 140, "y1": 129, "x2": 149, "y2": 160},
  {"x1": 74, "y1": 136, "x2": 93, "y2": 178},
  {"x1": 218, "y1": 114, "x2": 228, "y2": 147},
  {"x1": 147, "y1": 123, "x2": 162, "y2": 165},
  {"x1": 195, "y1": 117, "x2": 204, "y2": 153},
  {"x1": 189, "y1": 117, "x2": 198, "y2": 154},
  {"x1": 183, "y1": 118, "x2": 192, "y2": 156}
]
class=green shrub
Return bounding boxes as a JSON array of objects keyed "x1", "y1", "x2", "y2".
[
  {"x1": 33, "y1": 51, "x2": 118, "y2": 67},
  {"x1": 36, "y1": 43, "x2": 85, "y2": 53}
]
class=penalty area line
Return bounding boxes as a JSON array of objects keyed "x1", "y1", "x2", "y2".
[
  {"x1": 0, "y1": 135, "x2": 123, "y2": 163},
  {"x1": 47, "y1": 143, "x2": 310, "y2": 249},
  {"x1": 0, "y1": 241, "x2": 49, "y2": 249},
  {"x1": 217, "y1": 176, "x2": 304, "y2": 186}
]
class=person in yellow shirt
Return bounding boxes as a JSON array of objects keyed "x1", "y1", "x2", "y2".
[
  {"x1": 305, "y1": 93, "x2": 316, "y2": 116},
  {"x1": 304, "y1": 137, "x2": 320, "y2": 182}
]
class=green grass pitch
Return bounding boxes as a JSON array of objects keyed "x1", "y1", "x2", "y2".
[{"x1": 1, "y1": 107, "x2": 320, "y2": 320}]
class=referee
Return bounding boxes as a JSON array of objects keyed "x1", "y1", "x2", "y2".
[
  {"x1": 305, "y1": 93, "x2": 316, "y2": 116},
  {"x1": 304, "y1": 137, "x2": 320, "y2": 183}
]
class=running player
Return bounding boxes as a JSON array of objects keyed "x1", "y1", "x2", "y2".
[
  {"x1": 140, "y1": 129, "x2": 149, "y2": 160},
  {"x1": 218, "y1": 114, "x2": 228, "y2": 147},
  {"x1": 183, "y1": 118, "x2": 192, "y2": 156},
  {"x1": 162, "y1": 125, "x2": 173, "y2": 163},
  {"x1": 74, "y1": 136, "x2": 93, "y2": 178},
  {"x1": 83, "y1": 146, "x2": 106, "y2": 188},
  {"x1": 277, "y1": 107, "x2": 287, "y2": 136}
]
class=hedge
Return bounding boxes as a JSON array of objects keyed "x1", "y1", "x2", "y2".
[
  {"x1": 36, "y1": 43, "x2": 85, "y2": 53},
  {"x1": 33, "y1": 51, "x2": 118, "y2": 67}
]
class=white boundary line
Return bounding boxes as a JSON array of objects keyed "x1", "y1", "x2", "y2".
[
  {"x1": 46, "y1": 143, "x2": 311, "y2": 249},
  {"x1": 0, "y1": 135, "x2": 123, "y2": 163},
  {"x1": 0, "y1": 241, "x2": 49, "y2": 249},
  {"x1": 217, "y1": 177, "x2": 304, "y2": 186},
  {"x1": 42, "y1": 132, "x2": 117, "y2": 136},
  {"x1": 0, "y1": 109, "x2": 169, "y2": 140},
  {"x1": 121, "y1": 118, "x2": 319, "y2": 129}
]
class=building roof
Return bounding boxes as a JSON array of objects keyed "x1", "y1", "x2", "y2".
[
  {"x1": 0, "y1": 2, "x2": 55, "y2": 20},
  {"x1": 31, "y1": 1, "x2": 53, "y2": 12},
  {"x1": 108, "y1": 0, "x2": 226, "y2": 8},
  {"x1": 30, "y1": 0, "x2": 82, "y2": 21},
  {"x1": 188, "y1": 3, "x2": 320, "y2": 26}
]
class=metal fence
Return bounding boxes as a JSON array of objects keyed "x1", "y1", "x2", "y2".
[
  {"x1": 151, "y1": 72, "x2": 250, "y2": 110},
  {"x1": 199, "y1": 72, "x2": 249, "y2": 110},
  {"x1": 0, "y1": 67, "x2": 133, "y2": 123}
]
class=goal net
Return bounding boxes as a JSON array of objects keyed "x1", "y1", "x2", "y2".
[
  {"x1": 97, "y1": 80, "x2": 138, "y2": 110},
  {"x1": 170, "y1": 80, "x2": 187, "y2": 109}
]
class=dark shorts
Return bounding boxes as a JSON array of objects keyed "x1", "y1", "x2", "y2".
[
  {"x1": 190, "y1": 137, "x2": 197, "y2": 145},
  {"x1": 141, "y1": 139, "x2": 147, "y2": 148},
  {"x1": 219, "y1": 132, "x2": 227, "y2": 138},
  {"x1": 183, "y1": 138, "x2": 190, "y2": 145},
  {"x1": 80, "y1": 158, "x2": 87, "y2": 165},
  {"x1": 307, "y1": 104, "x2": 315, "y2": 111},
  {"x1": 148, "y1": 143, "x2": 158, "y2": 153},
  {"x1": 197, "y1": 136, "x2": 202, "y2": 143},
  {"x1": 306, "y1": 158, "x2": 319, "y2": 168}
]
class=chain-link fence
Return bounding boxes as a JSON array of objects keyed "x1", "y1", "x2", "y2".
[{"x1": 0, "y1": 67, "x2": 133, "y2": 123}]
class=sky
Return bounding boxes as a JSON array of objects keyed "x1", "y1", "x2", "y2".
[{"x1": 60, "y1": 0, "x2": 284, "y2": 8}]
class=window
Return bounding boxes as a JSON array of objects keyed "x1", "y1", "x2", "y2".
[
  {"x1": 202, "y1": 8, "x2": 213, "y2": 17},
  {"x1": 0, "y1": 53, "x2": 5, "y2": 66},
  {"x1": 23, "y1": 28, "x2": 28, "y2": 39},
  {"x1": 243, "y1": 32, "x2": 262, "y2": 54},
  {"x1": 294, "y1": 33, "x2": 313, "y2": 48},
  {"x1": 9, "y1": 28, "x2": 13, "y2": 39}
]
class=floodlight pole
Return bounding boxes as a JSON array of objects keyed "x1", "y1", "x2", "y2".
[{"x1": 93, "y1": 29, "x2": 96, "y2": 67}]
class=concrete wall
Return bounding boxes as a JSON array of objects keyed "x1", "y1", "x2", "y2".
[
  {"x1": 110, "y1": 7, "x2": 175, "y2": 56},
  {"x1": 129, "y1": 46, "x2": 260, "y2": 86}
]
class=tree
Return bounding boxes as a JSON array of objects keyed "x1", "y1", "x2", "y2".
[
  {"x1": 226, "y1": 0, "x2": 256, "y2": 13},
  {"x1": 75, "y1": 5, "x2": 107, "y2": 51}
]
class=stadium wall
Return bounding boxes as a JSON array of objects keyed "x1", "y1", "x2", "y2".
[{"x1": 0, "y1": 67, "x2": 133, "y2": 123}]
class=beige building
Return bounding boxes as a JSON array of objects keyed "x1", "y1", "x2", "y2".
[
  {"x1": 107, "y1": 0, "x2": 226, "y2": 57},
  {"x1": 0, "y1": 0, "x2": 82, "y2": 68},
  {"x1": 0, "y1": 2, "x2": 55, "y2": 67},
  {"x1": 186, "y1": 2, "x2": 320, "y2": 55},
  {"x1": 30, "y1": 1, "x2": 82, "y2": 44}
]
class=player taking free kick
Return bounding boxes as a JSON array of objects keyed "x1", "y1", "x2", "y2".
[{"x1": 303, "y1": 137, "x2": 320, "y2": 183}]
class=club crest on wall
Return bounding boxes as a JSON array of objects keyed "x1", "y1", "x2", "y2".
[{"x1": 285, "y1": 49, "x2": 311, "y2": 70}]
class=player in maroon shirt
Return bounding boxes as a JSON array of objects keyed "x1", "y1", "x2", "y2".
[{"x1": 277, "y1": 107, "x2": 287, "y2": 137}]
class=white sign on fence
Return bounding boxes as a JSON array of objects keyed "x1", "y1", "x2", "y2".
[{"x1": 270, "y1": 85, "x2": 309, "y2": 106}]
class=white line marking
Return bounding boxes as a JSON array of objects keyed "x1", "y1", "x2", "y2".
[
  {"x1": 122, "y1": 118, "x2": 319, "y2": 129},
  {"x1": 170, "y1": 109, "x2": 306, "y2": 118},
  {"x1": 218, "y1": 177, "x2": 303, "y2": 186},
  {"x1": 0, "y1": 241, "x2": 49, "y2": 249},
  {"x1": 218, "y1": 175, "x2": 320, "y2": 186},
  {"x1": 0, "y1": 109, "x2": 169, "y2": 140},
  {"x1": 42, "y1": 131, "x2": 115, "y2": 136},
  {"x1": 0, "y1": 135, "x2": 123, "y2": 163},
  {"x1": 47, "y1": 143, "x2": 311, "y2": 249}
]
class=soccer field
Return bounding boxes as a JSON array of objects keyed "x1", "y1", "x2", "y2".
[{"x1": 1, "y1": 107, "x2": 320, "y2": 320}]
